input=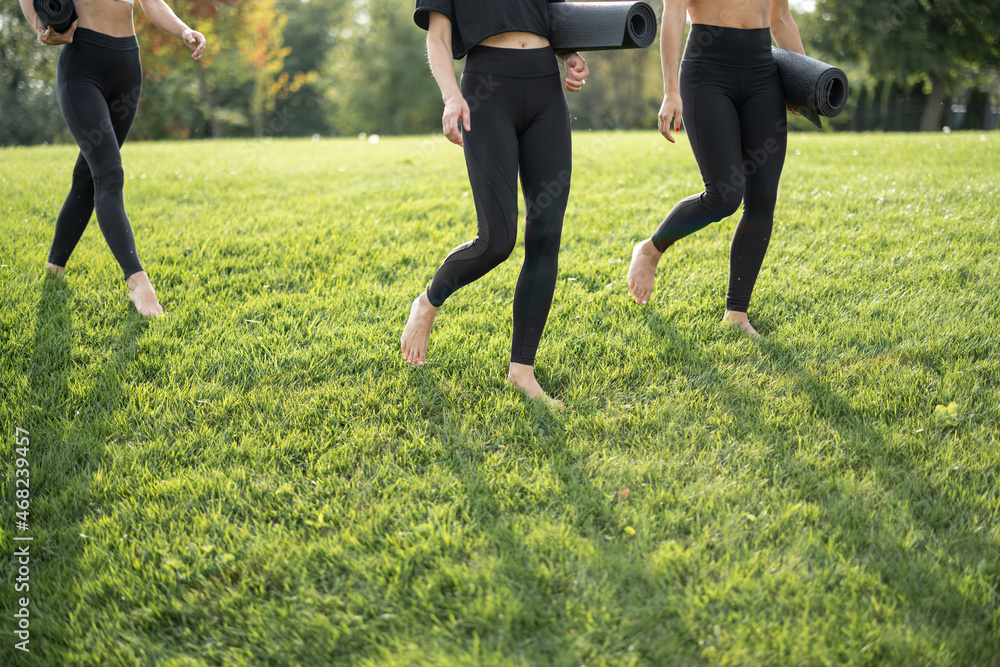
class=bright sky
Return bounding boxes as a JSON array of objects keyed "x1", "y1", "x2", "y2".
[{"x1": 790, "y1": 0, "x2": 817, "y2": 11}]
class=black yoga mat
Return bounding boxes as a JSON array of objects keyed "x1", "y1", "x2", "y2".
[
  {"x1": 771, "y1": 47, "x2": 849, "y2": 129},
  {"x1": 33, "y1": 0, "x2": 77, "y2": 33},
  {"x1": 548, "y1": 1, "x2": 658, "y2": 54}
]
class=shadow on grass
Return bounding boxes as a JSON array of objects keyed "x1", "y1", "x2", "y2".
[
  {"x1": 21, "y1": 276, "x2": 149, "y2": 663},
  {"x1": 746, "y1": 336, "x2": 999, "y2": 659},
  {"x1": 400, "y1": 362, "x2": 629, "y2": 660}
]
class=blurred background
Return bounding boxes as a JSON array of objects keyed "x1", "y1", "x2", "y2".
[{"x1": 1, "y1": 0, "x2": 998, "y2": 146}]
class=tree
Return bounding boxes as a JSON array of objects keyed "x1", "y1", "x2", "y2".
[
  {"x1": 0, "y1": 9, "x2": 68, "y2": 146},
  {"x1": 272, "y1": 0, "x2": 351, "y2": 137},
  {"x1": 325, "y1": 0, "x2": 444, "y2": 136},
  {"x1": 813, "y1": 0, "x2": 1000, "y2": 131},
  {"x1": 136, "y1": 0, "x2": 300, "y2": 138}
]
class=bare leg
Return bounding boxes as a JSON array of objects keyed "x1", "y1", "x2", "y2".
[
  {"x1": 626, "y1": 239, "x2": 663, "y2": 305},
  {"x1": 126, "y1": 271, "x2": 164, "y2": 318},
  {"x1": 401, "y1": 292, "x2": 440, "y2": 367},
  {"x1": 507, "y1": 362, "x2": 564, "y2": 410},
  {"x1": 722, "y1": 310, "x2": 759, "y2": 338},
  {"x1": 45, "y1": 263, "x2": 66, "y2": 278}
]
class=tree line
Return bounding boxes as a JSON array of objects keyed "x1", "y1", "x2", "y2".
[{"x1": 1, "y1": 0, "x2": 998, "y2": 146}]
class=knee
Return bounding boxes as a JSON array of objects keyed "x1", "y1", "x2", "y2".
[
  {"x1": 702, "y1": 186, "x2": 743, "y2": 220},
  {"x1": 526, "y1": 169, "x2": 572, "y2": 224},
  {"x1": 92, "y1": 163, "x2": 125, "y2": 196},
  {"x1": 480, "y1": 237, "x2": 516, "y2": 267},
  {"x1": 72, "y1": 160, "x2": 93, "y2": 182},
  {"x1": 744, "y1": 187, "x2": 779, "y2": 217},
  {"x1": 69, "y1": 164, "x2": 95, "y2": 198}
]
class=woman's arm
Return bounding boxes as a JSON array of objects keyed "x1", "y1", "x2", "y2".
[
  {"x1": 770, "y1": 0, "x2": 805, "y2": 54},
  {"x1": 18, "y1": 0, "x2": 44, "y2": 34},
  {"x1": 137, "y1": 0, "x2": 206, "y2": 59},
  {"x1": 20, "y1": 0, "x2": 75, "y2": 45},
  {"x1": 426, "y1": 12, "x2": 470, "y2": 147},
  {"x1": 557, "y1": 52, "x2": 589, "y2": 93},
  {"x1": 657, "y1": 0, "x2": 687, "y2": 143}
]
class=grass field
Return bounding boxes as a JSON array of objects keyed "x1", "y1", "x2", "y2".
[{"x1": 2, "y1": 131, "x2": 999, "y2": 665}]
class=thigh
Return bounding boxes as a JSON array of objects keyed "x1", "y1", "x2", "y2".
[
  {"x1": 461, "y1": 72, "x2": 521, "y2": 234},
  {"x1": 106, "y1": 50, "x2": 143, "y2": 148},
  {"x1": 738, "y1": 67, "x2": 788, "y2": 207},
  {"x1": 56, "y1": 49, "x2": 122, "y2": 172},
  {"x1": 681, "y1": 61, "x2": 745, "y2": 201},
  {"x1": 518, "y1": 74, "x2": 572, "y2": 214}
]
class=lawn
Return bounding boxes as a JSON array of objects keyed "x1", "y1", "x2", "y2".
[{"x1": 1, "y1": 131, "x2": 998, "y2": 665}]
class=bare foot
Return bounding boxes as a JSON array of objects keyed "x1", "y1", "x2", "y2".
[
  {"x1": 507, "y1": 362, "x2": 565, "y2": 410},
  {"x1": 626, "y1": 239, "x2": 662, "y2": 305},
  {"x1": 722, "y1": 310, "x2": 760, "y2": 338},
  {"x1": 401, "y1": 292, "x2": 439, "y2": 366},
  {"x1": 126, "y1": 271, "x2": 164, "y2": 318},
  {"x1": 45, "y1": 262, "x2": 66, "y2": 278}
]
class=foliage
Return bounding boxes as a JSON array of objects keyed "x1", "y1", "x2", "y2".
[
  {"x1": 324, "y1": 0, "x2": 443, "y2": 136},
  {"x1": 136, "y1": 0, "x2": 299, "y2": 139},
  {"x1": 0, "y1": 9, "x2": 67, "y2": 147},
  {"x1": 3, "y1": 0, "x2": 1000, "y2": 143},
  {"x1": 812, "y1": 0, "x2": 1000, "y2": 130},
  {"x1": 2, "y1": 132, "x2": 1000, "y2": 664}
]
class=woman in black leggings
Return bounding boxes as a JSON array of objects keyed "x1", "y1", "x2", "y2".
[
  {"x1": 627, "y1": 0, "x2": 805, "y2": 337},
  {"x1": 19, "y1": 0, "x2": 206, "y2": 317},
  {"x1": 401, "y1": 0, "x2": 589, "y2": 407}
]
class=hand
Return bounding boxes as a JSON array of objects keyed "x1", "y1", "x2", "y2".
[
  {"x1": 562, "y1": 53, "x2": 589, "y2": 93},
  {"x1": 442, "y1": 94, "x2": 471, "y2": 147},
  {"x1": 658, "y1": 93, "x2": 683, "y2": 143},
  {"x1": 787, "y1": 105, "x2": 802, "y2": 117},
  {"x1": 181, "y1": 28, "x2": 206, "y2": 60},
  {"x1": 37, "y1": 22, "x2": 76, "y2": 46}
]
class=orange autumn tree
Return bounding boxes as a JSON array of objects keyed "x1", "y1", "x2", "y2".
[
  {"x1": 136, "y1": 0, "x2": 237, "y2": 137},
  {"x1": 136, "y1": 0, "x2": 302, "y2": 138},
  {"x1": 237, "y1": 0, "x2": 313, "y2": 137}
]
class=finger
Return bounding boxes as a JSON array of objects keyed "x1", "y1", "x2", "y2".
[{"x1": 444, "y1": 117, "x2": 462, "y2": 145}]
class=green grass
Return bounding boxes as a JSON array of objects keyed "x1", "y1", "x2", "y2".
[{"x1": 1, "y1": 131, "x2": 999, "y2": 665}]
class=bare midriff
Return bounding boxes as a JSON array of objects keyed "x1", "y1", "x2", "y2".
[
  {"x1": 479, "y1": 31, "x2": 550, "y2": 50},
  {"x1": 73, "y1": 0, "x2": 135, "y2": 37},
  {"x1": 686, "y1": 0, "x2": 771, "y2": 29}
]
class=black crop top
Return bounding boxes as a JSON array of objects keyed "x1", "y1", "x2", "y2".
[{"x1": 414, "y1": 0, "x2": 564, "y2": 60}]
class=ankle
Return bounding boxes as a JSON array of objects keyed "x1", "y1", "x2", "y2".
[
  {"x1": 126, "y1": 271, "x2": 151, "y2": 289},
  {"x1": 416, "y1": 292, "x2": 440, "y2": 313},
  {"x1": 641, "y1": 239, "x2": 663, "y2": 258},
  {"x1": 507, "y1": 362, "x2": 534, "y2": 381}
]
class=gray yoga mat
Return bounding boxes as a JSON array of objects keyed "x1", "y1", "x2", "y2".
[
  {"x1": 33, "y1": 0, "x2": 77, "y2": 33},
  {"x1": 771, "y1": 47, "x2": 849, "y2": 129},
  {"x1": 548, "y1": 1, "x2": 658, "y2": 54}
]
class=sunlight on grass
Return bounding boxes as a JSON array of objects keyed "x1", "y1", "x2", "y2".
[{"x1": 1, "y1": 132, "x2": 998, "y2": 664}]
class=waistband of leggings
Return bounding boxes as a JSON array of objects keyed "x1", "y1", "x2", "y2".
[
  {"x1": 464, "y1": 45, "x2": 560, "y2": 78},
  {"x1": 71, "y1": 27, "x2": 139, "y2": 52},
  {"x1": 683, "y1": 24, "x2": 772, "y2": 66}
]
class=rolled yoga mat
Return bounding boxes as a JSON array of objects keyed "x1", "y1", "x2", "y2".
[
  {"x1": 548, "y1": 1, "x2": 658, "y2": 54},
  {"x1": 33, "y1": 0, "x2": 78, "y2": 33},
  {"x1": 771, "y1": 47, "x2": 849, "y2": 129}
]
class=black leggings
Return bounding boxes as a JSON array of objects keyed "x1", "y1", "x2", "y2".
[
  {"x1": 51, "y1": 28, "x2": 144, "y2": 279},
  {"x1": 427, "y1": 46, "x2": 571, "y2": 366},
  {"x1": 651, "y1": 25, "x2": 787, "y2": 313}
]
